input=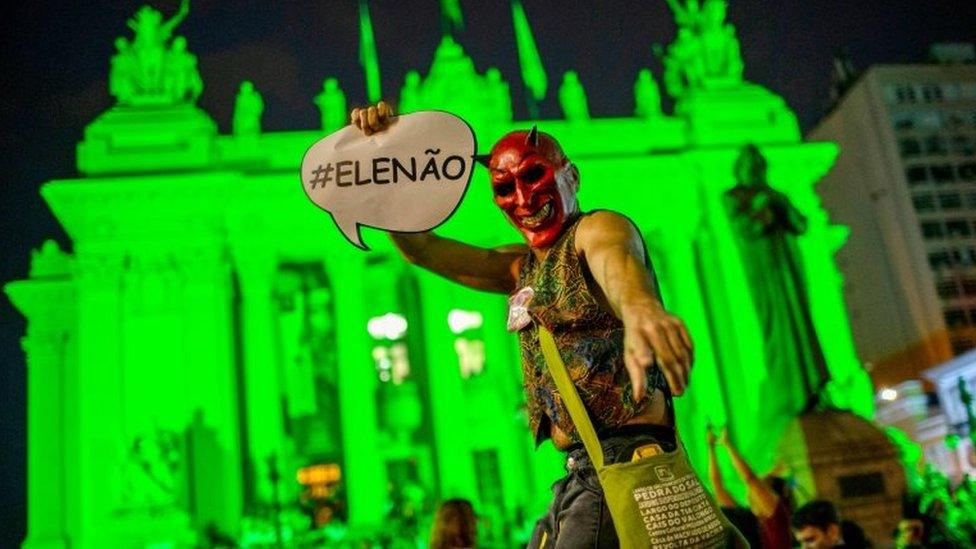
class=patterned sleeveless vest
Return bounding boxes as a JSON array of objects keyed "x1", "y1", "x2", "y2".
[{"x1": 516, "y1": 212, "x2": 665, "y2": 445}]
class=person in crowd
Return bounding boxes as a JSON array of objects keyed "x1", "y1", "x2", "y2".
[
  {"x1": 721, "y1": 506, "x2": 764, "y2": 548},
  {"x1": 429, "y1": 499, "x2": 478, "y2": 549},
  {"x1": 792, "y1": 500, "x2": 849, "y2": 548},
  {"x1": 894, "y1": 518, "x2": 924, "y2": 549},
  {"x1": 708, "y1": 425, "x2": 793, "y2": 548}
]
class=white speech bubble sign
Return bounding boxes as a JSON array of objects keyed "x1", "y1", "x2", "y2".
[{"x1": 300, "y1": 111, "x2": 477, "y2": 250}]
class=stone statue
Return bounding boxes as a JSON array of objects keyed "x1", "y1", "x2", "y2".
[
  {"x1": 724, "y1": 144, "x2": 829, "y2": 412},
  {"x1": 634, "y1": 69, "x2": 662, "y2": 118},
  {"x1": 128, "y1": 0, "x2": 188, "y2": 89},
  {"x1": 233, "y1": 81, "x2": 264, "y2": 136},
  {"x1": 662, "y1": 0, "x2": 744, "y2": 98},
  {"x1": 558, "y1": 71, "x2": 589, "y2": 121},
  {"x1": 314, "y1": 78, "x2": 347, "y2": 134},
  {"x1": 110, "y1": 37, "x2": 135, "y2": 101},
  {"x1": 163, "y1": 36, "x2": 203, "y2": 103},
  {"x1": 121, "y1": 427, "x2": 183, "y2": 506},
  {"x1": 110, "y1": 0, "x2": 202, "y2": 106}
]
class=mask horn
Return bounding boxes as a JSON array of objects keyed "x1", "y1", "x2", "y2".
[
  {"x1": 525, "y1": 125, "x2": 539, "y2": 147},
  {"x1": 473, "y1": 154, "x2": 492, "y2": 168}
]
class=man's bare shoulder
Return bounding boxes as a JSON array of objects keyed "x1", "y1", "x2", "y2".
[{"x1": 576, "y1": 210, "x2": 640, "y2": 252}]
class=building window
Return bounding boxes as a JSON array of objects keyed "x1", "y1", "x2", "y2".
[
  {"x1": 922, "y1": 221, "x2": 945, "y2": 239},
  {"x1": 931, "y1": 164, "x2": 956, "y2": 183},
  {"x1": 921, "y1": 84, "x2": 943, "y2": 103},
  {"x1": 454, "y1": 338, "x2": 485, "y2": 379},
  {"x1": 959, "y1": 247, "x2": 976, "y2": 265},
  {"x1": 942, "y1": 83, "x2": 961, "y2": 102},
  {"x1": 906, "y1": 165, "x2": 928, "y2": 185},
  {"x1": 944, "y1": 308, "x2": 968, "y2": 327},
  {"x1": 929, "y1": 250, "x2": 952, "y2": 269},
  {"x1": 938, "y1": 280, "x2": 961, "y2": 298},
  {"x1": 946, "y1": 112, "x2": 967, "y2": 130},
  {"x1": 918, "y1": 111, "x2": 942, "y2": 131},
  {"x1": 946, "y1": 219, "x2": 971, "y2": 237},
  {"x1": 938, "y1": 192, "x2": 963, "y2": 210},
  {"x1": 899, "y1": 138, "x2": 922, "y2": 157},
  {"x1": 372, "y1": 342, "x2": 410, "y2": 384},
  {"x1": 952, "y1": 136, "x2": 976, "y2": 156},
  {"x1": 952, "y1": 337, "x2": 975, "y2": 355},
  {"x1": 894, "y1": 84, "x2": 918, "y2": 104},
  {"x1": 367, "y1": 313, "x2": 410, "y2": 384},
  {"x1": 966, "y1": 246, "x2": 976, "y2": 265},
  {"x1": 892, "y1": 113, "x2": 916, "y2": 131},
  {"x1": 913, "y1": 193, "x2": 936, "y2": 212},
  {"x1": 925, "y1": 136, "x2": 949, "y2": 156},
  {"x1": 448, "y1": 309, "x2": 486, "y2": 379},
  {"x1": 958, "y1": 162, "x2": 976, "y2": 182},
  {"x1": 962, "y1": 278, "x2": 976, "y2": 296}
]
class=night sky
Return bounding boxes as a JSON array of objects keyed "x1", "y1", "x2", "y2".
[{"x1": 1, "y1": 0, "x2": 974, "y2": 541}]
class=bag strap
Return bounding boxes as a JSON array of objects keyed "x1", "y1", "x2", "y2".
[{"x1": 537, "y1": 325, "x2": 606, "y2": 469}]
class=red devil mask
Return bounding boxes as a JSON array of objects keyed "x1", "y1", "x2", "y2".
[{"x1": 486, "y1": 127, "x2": 579, "y2": 249}]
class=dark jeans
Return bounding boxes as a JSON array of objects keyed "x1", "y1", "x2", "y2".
[{"x1": 527, "y1": 426, "x2": 676, "y2": 549}]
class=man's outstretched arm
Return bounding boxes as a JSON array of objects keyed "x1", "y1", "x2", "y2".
[
  {"x1": 390, "y1": 233, "x2": 525, "y2": 294},
  {"x1": 576, "y1": 210, "x2": 694, "y2": 398}
]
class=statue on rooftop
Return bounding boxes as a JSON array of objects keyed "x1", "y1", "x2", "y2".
[
  {"x1": 110, "y1": 0, "x2": 202, "y2": 106},
  {"x1": 634, "y1": 69, "x2": 662, "y2": 118},
  {"x1": 661, "y1": 0, "x2": 744, "y2": 98},
  {"x1": 315, "y1": 78, "x2": 347, "y2": 134},
  {"x1": 558, "y1": 71, "x2": 589, "y2": 121},
  {"x1": 163, "y1": 36, "x2": 202, "y2": 102},
  {"x1": 233, "y1": 81, "x2": 264, "y2": 136}
]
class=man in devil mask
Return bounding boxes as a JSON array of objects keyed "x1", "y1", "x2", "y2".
[{"x1": 352, "y1": 103, "x2": 695, "y2": 547}]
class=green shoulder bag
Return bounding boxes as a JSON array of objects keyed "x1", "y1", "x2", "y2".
[{"x1": 538, "y1": 326, "x2": 749, "y2": 548}]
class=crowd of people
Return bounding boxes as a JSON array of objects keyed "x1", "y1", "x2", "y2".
[
  {"x1": 421, "y1": 426, "x2": 976, "y2": 548},
  {"x1": 898, "y1": 466, "x2": 976, "y2": 548}
]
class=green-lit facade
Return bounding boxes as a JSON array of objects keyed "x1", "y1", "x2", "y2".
[{"x1": 6, "y1": 2, "x2": 875, "y2": 547}]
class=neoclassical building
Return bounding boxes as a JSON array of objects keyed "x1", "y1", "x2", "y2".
[{"x1": 6, "y1": 2, "x2": 876, "y2": 547}]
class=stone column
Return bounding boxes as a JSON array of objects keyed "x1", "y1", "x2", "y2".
[
  {"x1": 415, "y1": 274, "x2": 477, "y2": 499},
  {"x1": 231, "y1": 246, "x2": 285, "y2": 509},
  {"x1": 73, "y1": 253, "x2": 127, "y2": 547},
  {"x1": 6, "y1": 277, "x2": 75, "y2": 549},
  {"x1": 179, "y1": 246, "x2": 243, "y2": 533},
  {"x1": 325, "y1": 252, "x2": 387, "y2": 526}
]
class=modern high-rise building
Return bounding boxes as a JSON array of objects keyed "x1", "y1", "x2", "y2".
[{"x1": 810, "y1": 44, "x2": 976, "y2": 389}]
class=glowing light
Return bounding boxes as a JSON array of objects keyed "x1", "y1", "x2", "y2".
[
  {"x1": 447, "y1": 309, "x2": 483, "y2": 334},
  {"x1": 367, "y1": 312, "x2": 408, "y2": 340},
  {"x1": 880, "y1": 388, "x2": 898, "y2": 401},
  {"x1": 455, "y1": 337, "x2": 485, "y2": 378},
  {"x1": 372, "y1": 342, "x2": 410, "y2": 384},
  {"x1": 297, "y1": 463, "x2": 342, "y2": 485}
]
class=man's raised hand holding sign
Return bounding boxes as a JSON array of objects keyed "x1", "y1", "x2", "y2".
[
  {"x1": 350, "y1": 101, "x2": 394, "y2": 136},
  {"x1": 302, "y1": 103, "x2": 477, "y2": 249}
]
